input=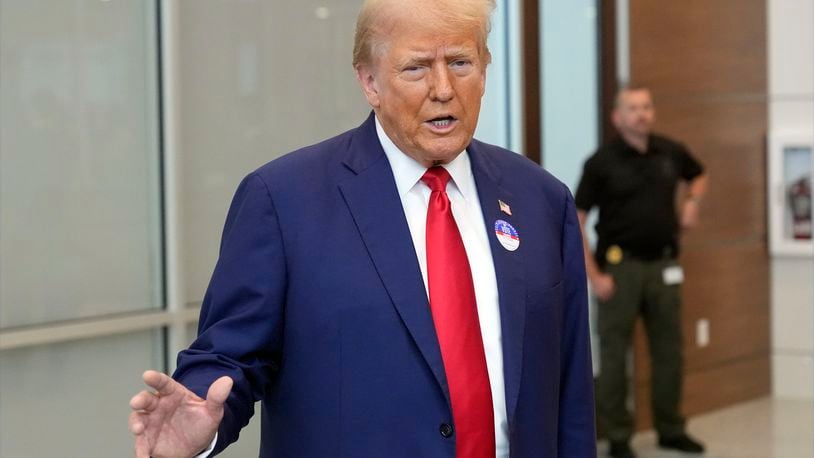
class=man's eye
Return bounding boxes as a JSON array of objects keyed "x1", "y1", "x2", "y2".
[
  {"x1": 452, "y1": 60, "x2": 471, "y2": 67},
  {"x1": 402, "y1": 65, "x2": 427, "y2": 74}
]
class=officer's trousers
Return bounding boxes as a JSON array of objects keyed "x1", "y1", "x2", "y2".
[{"x1": 595, "y1": 255, "x2": 686, "y2": 442}]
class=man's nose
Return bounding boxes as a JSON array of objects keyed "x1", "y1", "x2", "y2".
[{"x1": 429, "y1": 66, "x2": 454, "y2": 102}]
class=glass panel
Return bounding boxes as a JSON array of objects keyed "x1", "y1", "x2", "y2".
[
  {"x1": 540, "y1": 0, "x2": 599, "y2": 189},
  {"x1": 177, "y1": 1, "x2": 369, "y2": 305},
  {"x1": 0, "y1": 0, "x2": 163, "y2": 327},
  {"x1": 0, "y1": 331, "x2": 163, "y2": 457},
  {"x1": 475, "y1": 0, "x2": 514, "y2": 149}
]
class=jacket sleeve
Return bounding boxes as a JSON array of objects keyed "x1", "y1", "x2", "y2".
[
  {"x1": 557, "y1": 186, "x2": 598, "y2": 456},
  {"x1": 173, "y1": 172, "x2": 287, "y2": 455}
]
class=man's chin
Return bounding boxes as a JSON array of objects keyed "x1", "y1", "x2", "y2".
[
  {"x1": 418, "y1": 138, "x2": 470, "y2": 162},
  {"x1": 420, "y1": 149, "x2": 467, "y2": 166}
]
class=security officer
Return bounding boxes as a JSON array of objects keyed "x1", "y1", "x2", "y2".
[{"x1": 575, "y1": 86, "x2": 708, "y2": 458}]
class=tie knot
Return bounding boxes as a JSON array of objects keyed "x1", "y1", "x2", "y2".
[{"x1": 421, "y1": 167, "x2": 451, "y2": 192}]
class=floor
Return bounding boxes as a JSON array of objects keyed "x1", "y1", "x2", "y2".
[{"x1": 597, "y1": 397, "x2": 814, "y2": 458}]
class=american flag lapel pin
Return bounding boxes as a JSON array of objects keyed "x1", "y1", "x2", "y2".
[{"x1": 498, "y1": 199, "x2": 512, "y2": 216}]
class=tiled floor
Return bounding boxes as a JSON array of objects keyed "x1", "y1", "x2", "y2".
[{"x1": 598, "y1": 397, "x2": 814, "y2": 458}]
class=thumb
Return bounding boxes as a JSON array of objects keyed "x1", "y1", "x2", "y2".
[{"x1": 205, "y1": 376, "x2": 233, "y2": 413}]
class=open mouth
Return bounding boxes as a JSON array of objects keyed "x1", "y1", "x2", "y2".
[{"x1": 426, "y1": 116, "x2": 457, "y2": 129}]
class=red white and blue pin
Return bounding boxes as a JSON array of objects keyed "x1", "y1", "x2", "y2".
[{"x1": 494, "y1": 219, "x2": 519, "y2": 251}]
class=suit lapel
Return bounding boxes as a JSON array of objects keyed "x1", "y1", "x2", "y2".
[
  {"x1": 337, "y1": 114, "x2": 450, "y2": 402},
  {"x1": 468, "y1": 141, "x2": 527, "y2": 424}
]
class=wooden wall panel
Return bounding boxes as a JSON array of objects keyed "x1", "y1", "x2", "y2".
[
  {"x1": 522, "y1": 0, "x2": 540, "y2": 163},
  {"x1": 600, "y1": 0, "x2": 618, "y2": 143},
  {"x1": 627, "y1": 0, "x2": 770, "y2": 431},
  {"x1": 629, "y1": 0, "x2": 766, "y2": 95},
  {"x1": 657, "y1": 98, "x2": 768, "y2": 242},
  {"x1": 633, "y1": 243, "x2": 771, "y2": 383}
]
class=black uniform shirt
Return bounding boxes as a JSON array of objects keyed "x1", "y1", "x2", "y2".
[{"x1": 575, "y1": 134, "x2": 703, "y2": 265}]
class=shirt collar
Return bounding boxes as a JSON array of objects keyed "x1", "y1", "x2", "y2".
[
  {"x1": 617, "y1": 134, "x2": 657, "y2": 156},
  {"x1": 375, "y1": 115, "x2": 476, "y2": 201}
]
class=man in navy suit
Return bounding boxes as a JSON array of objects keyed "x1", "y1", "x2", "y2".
[{"x1": 128, "y1": 0, "x2": 596, "y2": 456}]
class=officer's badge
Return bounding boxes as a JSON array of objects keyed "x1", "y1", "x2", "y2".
[{"x1": 606, "y1": 245, "x2": 623, "y2": 265}]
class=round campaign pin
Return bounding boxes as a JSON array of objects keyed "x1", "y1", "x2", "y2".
[{"x1": 494, "y1": 219, "x2": 520, "y2": 251}]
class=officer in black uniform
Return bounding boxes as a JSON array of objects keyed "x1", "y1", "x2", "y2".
[{"x1": 575, "y1": 86, "x2": 708, "y2": 458}]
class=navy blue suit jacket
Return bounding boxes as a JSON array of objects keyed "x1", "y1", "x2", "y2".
[{"x1": 174, "y1": 113, "x2": 596, "y2": 457}]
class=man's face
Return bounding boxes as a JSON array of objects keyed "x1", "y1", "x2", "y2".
[
  {"x1": 355, "y1": 20, "x2": 487, "y2": 167},
  {"x1": 613, "y1": 89, "x2": 655, "y2": 139}
]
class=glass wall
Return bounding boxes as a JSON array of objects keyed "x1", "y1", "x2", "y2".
[
  {"x1": 0, "y1": 331, "x2": 163, "y2": 456},
  {"x1": 176, "y1": 1, "x2": 371, "y2": 308},
  {"x1": 0, "y1": 0, "x2": 162, "y2": 328},
  {"x1": 0, "y1": 1, "x2": 163, "y2": 454}
]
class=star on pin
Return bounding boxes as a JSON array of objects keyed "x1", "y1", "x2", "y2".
[{"x1": 498, "y1": 199, "x2": 512, "y2": 216}]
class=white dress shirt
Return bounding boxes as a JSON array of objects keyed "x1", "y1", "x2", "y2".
[
  {"x1": 376, "y1": 117, "x2": 509, "y2": 457},
  {"x1": 198, "y1": 119, "x2": 509, "y2": 458}
]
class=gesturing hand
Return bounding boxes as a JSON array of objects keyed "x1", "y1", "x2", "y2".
[{"x1": 129, "y1": 370, "x2": 233, "y2": 458}]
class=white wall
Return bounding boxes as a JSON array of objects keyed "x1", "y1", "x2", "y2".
[{"x1": 768, "y1": 0, "x2": 814, "y2": 399}]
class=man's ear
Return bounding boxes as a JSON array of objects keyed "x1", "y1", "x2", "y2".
[
  {"x1": 355, "y1": 64, "x2": 380, "y2": 108},
  {"x1": 479, "y1": 52, "x2": 490, "y2": 97}
]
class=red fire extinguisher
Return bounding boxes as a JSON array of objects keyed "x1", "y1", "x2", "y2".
[{"x1": 789, "y1": 175, "x2": 812, "y2": 240}]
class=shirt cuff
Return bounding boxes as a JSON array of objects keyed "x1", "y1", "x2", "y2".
[{"x1": 194, "y1": 433, "x2": 217, "y2": 458}]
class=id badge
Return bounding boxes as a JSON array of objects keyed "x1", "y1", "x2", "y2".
[{"x1": 662, "y1": 265, "x2": 684, "y2": 285}]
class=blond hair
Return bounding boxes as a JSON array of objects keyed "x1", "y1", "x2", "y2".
[{"x1": 352, "y1": 0, "x2": 496, "y2": 68}]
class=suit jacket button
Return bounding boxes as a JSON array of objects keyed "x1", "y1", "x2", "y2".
[{"x1": 439, "y1": 423, "x2": 454, "y2": 438}]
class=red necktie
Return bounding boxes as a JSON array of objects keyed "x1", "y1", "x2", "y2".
[{"x1": 422, "y1": 167, "x2": 495, "y2": 458}]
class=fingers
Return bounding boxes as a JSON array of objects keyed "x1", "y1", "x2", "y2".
[
  {"x1": 128, "y1": 411, "x2": 148, "y2": 435},
  {"x1": 603, "y1": 284, "x2": 616, "y2": 301},
  {"x1": 130, "y1": 409, "x2": 154, "y2": 457},
  {"x1": 205, "y1": 376, "x2": 234, "y2": 414},
  {"x1": 129, "y1": 390, "x2": 160, "y2": 412},
  {"x1": 133, "y1": 431, "x2": 152, "y2": 458},
  {"x1": 596, "y1": 279, "x2": 615, "y2": 302},
  {"x1": 142, "y1": 370, "x2": 177, "y2": 397}
]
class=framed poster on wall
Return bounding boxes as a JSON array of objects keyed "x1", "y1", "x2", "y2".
[{"x1": 768, "y1": 131, "x2": 814, "y2": 256}]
